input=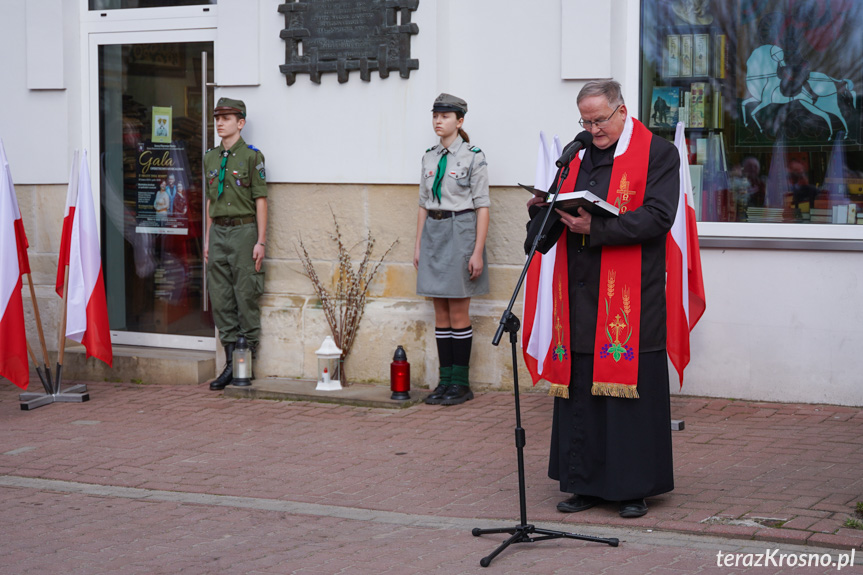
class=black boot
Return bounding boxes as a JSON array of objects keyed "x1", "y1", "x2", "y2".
[
  {"x1": 209, "y1": 343, "x2": 235, "y2": 390},
  {"x1": 424, "y1": 366, "x2": 453, "y2": 405},
  {"x1": 440, "y1": 365, "x2": 473, "y2": 405}
]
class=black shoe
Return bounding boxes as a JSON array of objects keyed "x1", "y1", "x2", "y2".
[
  {"x1": 209, "y1": 344, "x2": 235, "y2": 390},
  {"x1": 440, "y1": 385, "x2": 473, "y2": 405},
  {"x1": 619, "y1": 499, "x2": 648, "y2": 518},
  {"x1": 557, "y1": 494, "x2": 602, "y2": 513},
  {"x1": 424, "y1": 383, "x2": 452, "y2": 405},
  {"x1": 209, "y1": 363, "x2": 233, "y2": 390}
]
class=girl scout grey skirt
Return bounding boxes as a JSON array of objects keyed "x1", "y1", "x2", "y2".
[{"x1": 416, "y1": 210, "x2": 489, "y2": 298}]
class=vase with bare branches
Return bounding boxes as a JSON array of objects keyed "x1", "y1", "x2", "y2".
[{"x1": 296, "y1": 211, "x2": 396, "y2": 383}]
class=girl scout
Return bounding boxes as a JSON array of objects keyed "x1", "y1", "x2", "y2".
[{"x1": 414, "y1": 93, "x2": 490, "y2": 406}]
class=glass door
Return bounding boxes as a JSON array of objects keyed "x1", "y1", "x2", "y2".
[{"x1": 95, "y1": 35, "x2": 215, "y2": 350}]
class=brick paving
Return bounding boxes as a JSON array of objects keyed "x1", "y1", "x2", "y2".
[{"x1": 0, "y1": 378, "x2": 861, "y2": 574}]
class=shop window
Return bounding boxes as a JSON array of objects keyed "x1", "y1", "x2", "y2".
[{"x1": 642, "y1": 0, "x2": 863, "y2": 227}]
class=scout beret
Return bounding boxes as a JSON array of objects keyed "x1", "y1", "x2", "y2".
[
  {"x1": 432, "y1": 93, "x2": 468, "y2": 114},
  {"x1": 214, "y1": 97, "x2": 246, "y2": 118}
]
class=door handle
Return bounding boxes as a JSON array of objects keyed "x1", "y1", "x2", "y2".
[{"x1": 201, "y1": 50, "x2": 209, "y2": 312}]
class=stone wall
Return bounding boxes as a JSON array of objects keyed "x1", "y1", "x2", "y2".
[
  {"x1": 17, "y1": 183, "x2": 68, "y2": 363},
  {"x1": 17, "y1": 181, "x2": 541, "y2": 392},
  {"x1": 258, "y1": 183, "x2": 534, "y2": 390}
]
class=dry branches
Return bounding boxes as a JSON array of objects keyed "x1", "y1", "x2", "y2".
[{"x1": 296, "y1": 211, "x2": 397, "y2": 380}]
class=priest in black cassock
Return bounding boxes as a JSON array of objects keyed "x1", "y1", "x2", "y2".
[{"x1": 526, "y1": 80, "x2": 679, "y2": 518}]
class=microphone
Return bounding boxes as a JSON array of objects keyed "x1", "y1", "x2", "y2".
[{"x1": 555, "y1": 131, "x2": 593, "y2": 168}]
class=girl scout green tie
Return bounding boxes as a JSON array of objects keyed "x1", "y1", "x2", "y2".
[{"x1": 431, "y1": 150, "x2": 448, "y2": 204}]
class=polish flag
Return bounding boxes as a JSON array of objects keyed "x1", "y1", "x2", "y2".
[
  {"x1": 55, "y1": 152, "x2": 78, "y2": 297},
  {"x1": 0, "y1": 139, "x2": 31, "y2": 389},
  {"x1": 666, "y1": 123, "x2": 706, "y2": 386},
  {"x1": 523, "y1": 229, "x2": 570, "y2": 385},
  {"x1": 66, "y1": 151, "x2": 112, "y2": 366},
  {"x1": 522, "y1": 132, "x2": 571, "y2": 386}
]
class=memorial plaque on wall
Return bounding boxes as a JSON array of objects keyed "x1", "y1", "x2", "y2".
[{"x1": 278, "y1": 0, "x2": 419, "y2": 85}]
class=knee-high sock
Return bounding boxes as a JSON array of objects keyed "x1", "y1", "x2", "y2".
[
  {"x1": 452, "y1": 326, "x2": 473, "y2": 367},
  {"x1": 435, "y1": 326, "x2": 453, "y2": 368}
]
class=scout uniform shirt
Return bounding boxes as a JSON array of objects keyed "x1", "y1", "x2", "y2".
[
  {"x1": 205, "y1": 136, "x2": 267, "y2": 218},
  {"x1": 419, "y1": 135, "x2": 489, "y2": 212}
]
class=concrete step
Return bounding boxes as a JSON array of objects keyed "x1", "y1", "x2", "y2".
[
  {"x1": 224, "y1": 378, "x2": 430, "y2": 409},
  {"x1": 59, "y1": 345, "x2": 215, "y2": 385}
]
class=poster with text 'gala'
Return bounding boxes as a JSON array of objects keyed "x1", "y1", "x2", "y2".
[{"x1": 135, "y1": 141, "x2": 190, "y2": 236}]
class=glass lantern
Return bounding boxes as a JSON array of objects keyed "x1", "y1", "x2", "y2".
[{"x1": 315, "y1": 335, "x2": 343, "y2": 391}]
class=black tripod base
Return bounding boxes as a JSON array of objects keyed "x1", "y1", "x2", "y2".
[{"x1": 472, "y1": 523, "x2": 618, "y2": 567}]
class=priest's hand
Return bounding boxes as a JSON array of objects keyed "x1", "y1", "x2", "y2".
[
  {"x1": 527, "y1": 195, "x2": 548, "y2": 209},
  {"x1": 555, "y1": 207, "x2": 591, "y2": 235}
]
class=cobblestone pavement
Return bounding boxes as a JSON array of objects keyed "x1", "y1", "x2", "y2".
[{"x1": 0, "y1": 379, "x2": 861, "y2": 574}]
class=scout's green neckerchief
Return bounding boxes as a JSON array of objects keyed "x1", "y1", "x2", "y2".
[
  {"x1": 431, "y1": 149, "x2": 448, "y2": 203},
  {"x1": 217, "y1": 149, "x2": 229, "y2": 197}
]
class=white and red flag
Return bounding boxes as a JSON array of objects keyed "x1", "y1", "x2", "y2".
[
  {"x1": 522, "y1": 132, "x2": 572, "y2": 387},
  {"x1": 55, "y1": 151, "x2": 79, "y2": 297},
  {"x1": 666, "y1": 123, "x2": 706, "y2": 386},
  {"x1": 65, "y1": 151, "x2": 112, "y2": 366},
  {"x1": 0, "y1": 139, "x2": 31, "y2": 389}
]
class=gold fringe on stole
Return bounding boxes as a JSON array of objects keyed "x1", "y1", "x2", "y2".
[
  {"x1": 548, "y1": 384, "x2": 570, "y2": 399},
  {"x1": 591, "y1": 381, "x2": 640, "y2": 399}
]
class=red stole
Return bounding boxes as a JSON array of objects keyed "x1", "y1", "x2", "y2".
[{"x1": 550, "y1": 119, "x2": 653, "y2": 399}]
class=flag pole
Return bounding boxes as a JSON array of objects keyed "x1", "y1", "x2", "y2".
[
  {"x1": 55, "y1": 265, "x2": 70, "y2": 394},
  {"x1": 25, "y1": 339, "x2": 51, "y2": 394},
  {"x1": 25, "y1": 272, "x2": 53, "y2": 389},
  {"x1": 53, "y1": 149, "x2": 78, "y2": 395}
]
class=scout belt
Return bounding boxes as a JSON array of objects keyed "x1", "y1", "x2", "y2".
[
  {"x1": 427, "y1": 209, "x2": 474, "y2": 220},
  {"x1": 213, "y1": 215, "x2": 256, "y2": 227}
]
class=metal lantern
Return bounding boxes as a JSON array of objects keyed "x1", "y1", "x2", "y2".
[
  {"x1": 390, "y1": 345, "x2": 410, "y2": 400},
  {"x1": 315, "y1": 336, "x2": 343, "y2": 391},
  {"x1": 232, "y1": 335, "x2": 253, "y2": 386}
]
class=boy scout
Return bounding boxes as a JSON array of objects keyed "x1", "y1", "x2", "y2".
[{"x1": 204, "y1": 97, "x2": 267, "y2": 390}]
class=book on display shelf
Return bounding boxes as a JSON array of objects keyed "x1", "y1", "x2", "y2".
[
  {"x1": 689, "y1": 82, "x2": 708, "y2": 128},
  {"x1": 680, "y1": 34, "x2": 693, "y2": 77},
  {"x1": 664, "y1": 34, "x2": 680, "y2": 78},
  {"x1": 649, "y1": 86, "x2": 680, "y2": 129},
  {"x1": 694, "y1": 33, "x2": 710, "y2": 76},
  {"x1": 689, "y1": 164, "x2": 703, "y2": 219},
  {"x1": 714, "y1": 34, "x2": 727, "y2": 79}
]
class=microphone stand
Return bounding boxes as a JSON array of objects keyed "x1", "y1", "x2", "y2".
[{"x1": 471, "y1": 161, "x2": 619, "y2": 567}]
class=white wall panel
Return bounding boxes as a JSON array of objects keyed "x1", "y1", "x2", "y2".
[
  {"x1": 0, "y1": 0, "x2": 68, "y2": 183},
  {"x1": 217, "y1": 0, "x2": 260, "y2": 86},
  {"x1": 26, "y1": 0, "x2": 65, "y2": 90},
  {"x1": 561, "y1": 0, "x2": 611, "y2": 79}
]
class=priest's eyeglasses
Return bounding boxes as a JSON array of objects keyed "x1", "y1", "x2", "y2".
[{"x1": 578, "y1": 105, "x2": 621, "y2": 129}]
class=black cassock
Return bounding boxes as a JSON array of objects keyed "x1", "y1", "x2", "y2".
[{"x1": 527, "y1": 127, "x2": 679, "y2": 501}]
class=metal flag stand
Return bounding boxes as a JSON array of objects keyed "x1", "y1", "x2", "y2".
[
  {"x1": 19, "y1": 265, "x2": 89, "y2": 410},
  {"x1": 19, "y1": 151, "x2": 88, "y2": 410}
]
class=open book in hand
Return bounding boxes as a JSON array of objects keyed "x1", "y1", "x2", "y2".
[
  {"x1": 517, "y1": 183, "x2": 619, "y2": 217},
  {"x1": 548, "y1": 189, "x2": 619, "y2": 217}
]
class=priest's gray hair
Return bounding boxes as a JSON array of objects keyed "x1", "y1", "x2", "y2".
[{"x1": 577, "y1": 80, "x2": 625, "y2": 107}]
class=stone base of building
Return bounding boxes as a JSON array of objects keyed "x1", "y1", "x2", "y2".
[
  {"x1": 60, "y1": 345, "x2": 215, "y2": 386},
  {"x1": 223, "y1": 378, "x2": 431, "y2": 408}
]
